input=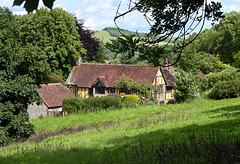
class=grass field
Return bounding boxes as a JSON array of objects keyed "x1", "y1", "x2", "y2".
[
  {"x1": 93, "y1": 30, "x2": 115, "y2": 44},
  {"x1": 1, "y1": 98, "x2": 240, "y2": 163}
]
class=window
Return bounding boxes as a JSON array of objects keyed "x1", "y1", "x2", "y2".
[
  {"x1": 95, "y1": 87, "x2": 105, "y2": 94},
  {"x1": 110, "y1": 88, "x2": 115, "y2": 94},
  {"x1": 158, "y1": 84, "x2": 164, "y2": 93},
  {"x1": 166, "y1": 87, "x2": 172, "y2": 93}
]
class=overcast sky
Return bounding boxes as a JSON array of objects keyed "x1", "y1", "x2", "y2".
[{"x1": 0, "y1": 0, "x2": 240, "y2": 32}]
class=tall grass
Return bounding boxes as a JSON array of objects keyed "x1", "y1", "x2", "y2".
[{"x1": 1, "y1": 98, "x2": 240, "y2": 163}]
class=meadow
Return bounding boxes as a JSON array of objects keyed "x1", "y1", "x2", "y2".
[{"x1": 1, "y1": 98, "x2": 240, "y2": 163}]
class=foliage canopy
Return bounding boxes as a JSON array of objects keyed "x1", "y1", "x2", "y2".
[
  {"x1": 16, "y1": 8, "x2": 86, "y2": 78},
  {"x1": 0, "y1": 7, "x2": 51, "y2": 145}
]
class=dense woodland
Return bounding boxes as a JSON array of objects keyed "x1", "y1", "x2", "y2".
[{"x1": 1, "y1": 5, "x2": 240, "y2": 148}]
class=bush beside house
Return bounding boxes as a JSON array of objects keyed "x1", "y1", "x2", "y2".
[
  {"x1": 121, "y1": 95, "x2": 140, "y2": 104},
  {"x1": 62, "y1": 96, "x2": 123, "y2": 113}
]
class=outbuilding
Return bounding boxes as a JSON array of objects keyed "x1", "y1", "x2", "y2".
[{"x1": 27, "y1": 83, "x2": 74, "y2": 118}]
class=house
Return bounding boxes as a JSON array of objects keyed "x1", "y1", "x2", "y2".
[
  {"x1": 27, "y1": 83, "x2": 74, "y2": 118},
  {"x1": 65, "y1": 57, "x2": 175, "y2": 103}
]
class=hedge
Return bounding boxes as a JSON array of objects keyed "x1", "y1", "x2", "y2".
[
  {"x1": 83, "y1": 96, "x2": 122, "y2": 110},
  {"x1": 62, "y1": 97, "x2": 84, "y2": 114},
  {"x1": 63, "y1": 96, "x2": 123, "y2": 114}
]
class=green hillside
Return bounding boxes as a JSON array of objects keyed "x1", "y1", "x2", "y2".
[
  {"x1": 1, "y1": 98, "x2": 240, "y2": 163},
  {"x1": 93, "y1": 27, "x2": 175, "y2": 45},
  {"x1": 93, "y1": 30, "x2": 114, "y2": 44}
]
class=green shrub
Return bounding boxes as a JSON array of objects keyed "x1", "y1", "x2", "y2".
[
  {"x1": 83, "y1": 96, "x2": 122, "y2": 110},
  {"x1": 0, "y1": 105, "x2": 34, "y2": 146},
  {"x1": 121, "y1": 95, "x2": 140, "y2": 104},
  {"x1": 173, "y1": 70, "x2": 199, "y2": 103},
  {"x1": 208, "y1": 80, "x2": 240, "y2": 99},
  {"x1": 62, "y1": 97, "x2": 84, "y2": 114},
  {"x1": 200, "y1": 69, "x2": 240, "y2": 92}
]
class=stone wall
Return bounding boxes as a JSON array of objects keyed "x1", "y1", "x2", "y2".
[{"x1": 27, "y1": 103, "x2": 47, "y2": 119}]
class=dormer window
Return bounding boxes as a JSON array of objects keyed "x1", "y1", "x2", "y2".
[{"x1": 95, "y1": 87, "x2": 105, "y2": 94}]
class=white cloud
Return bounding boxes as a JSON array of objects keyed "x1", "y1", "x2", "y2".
[
  {"x1": 73, "y1": 9, "x2": 81, "y2": 17},
  {"x1": 84, "y1": 5, "x2": 98, "y2": 13},
  {"x1": 84, "y1": 17, "x2": 114, "y2": 29},
  {"x1": 13, "y1": 10, "x2": 27, "y2": 15},
  {"x1": 54, "y1": 3, "x2": 64, "y2": 8},
  {"x1": 101, "y1": 3, "x2": 112, "y2": 9},
  {"x1": 0, "y1": 0, "x2": 13, "y2": 7}
]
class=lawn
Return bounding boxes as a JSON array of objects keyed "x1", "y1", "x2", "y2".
[{"x1": 1, "y1": 98, "x2": 240, "y2": 163}]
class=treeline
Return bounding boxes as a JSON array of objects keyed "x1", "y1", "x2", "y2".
[{"x1": 177, "y1": 11, "x2": 240, "y2": 74}]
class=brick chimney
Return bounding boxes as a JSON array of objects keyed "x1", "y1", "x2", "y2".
[
  {"x1": 164, "y1": 58, "x2": 171, "y2": 72},
  {"x1": 76, "y1": 57, "x2": 82, "y2": 66}
]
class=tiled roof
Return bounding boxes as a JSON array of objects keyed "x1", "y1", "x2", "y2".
[
  {"x1": 38, "y1": 83, "x2": 74, "y2": 108},
  {"x1": 65, "y1": 63, "x2": 160, "y2": 87},
  {"x1": 161, "y1": 68, "x2": 176, "y2": 87}
]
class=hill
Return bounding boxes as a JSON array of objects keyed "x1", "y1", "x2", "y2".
[
  {"x1": 92, "y1": 30, "x2": 114, "y2": 44},
  {"x1": 93, "y1": 27, "x2": 175, "y2": 45},
  {"x1": 93, "y1": 27, "x2": 147, "y2": 44},
  {"x1": 1, "y1": 98, "x2": 240, "y2": 163}
]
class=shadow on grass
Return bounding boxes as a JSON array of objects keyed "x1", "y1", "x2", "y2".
[
  {"x1": 201, "y1": 104, "x2": 240, "y2": 118},
  {"x1": 1, "y1": 105, "x2": 240, "y2": 163},
  {"x1": 203, "y1": 104, "x2": 240, "y2": 114}
]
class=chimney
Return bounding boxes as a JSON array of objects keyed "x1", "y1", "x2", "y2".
[
  {"x1": 165, "y1": 58, "x2": 171, "y2": 72},
  {"x1": 76, "y1": 57, "x2": 82, "y2": 66}
]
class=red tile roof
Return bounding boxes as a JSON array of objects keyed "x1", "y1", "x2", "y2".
[
  {"x1": 38, "y1": 83, "x2": 74, "y2": 108},
  {"x1": 66, "y1": 63, "x2": 160, "y2": 87}
]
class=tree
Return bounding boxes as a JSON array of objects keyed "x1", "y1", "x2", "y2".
[
  {"x1": 173, "y1": 70, "x2": 199, "y2": 103},
  {"x1": 16, "y1": 8, "x2": 86, "y2": 79},
  {"x1": 74, "y1": 18, "x2": 107, "y2": 63},
  {"x1": 179, "y1": 11, "x2": 240, "y2": 69},
  {"x1": 0, "y1": 7, "x2": 51, "y2": 145},
  {"x1": 107, "y1": 0, "x2": 223, "y2": 66},
  {"x1": 177, "y1": 35, "x2": 229, "y2": 74},
  {"x1": 212, "y1": 11, "x2": 240, "y2": 66}
]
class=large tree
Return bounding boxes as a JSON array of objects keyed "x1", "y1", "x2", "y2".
[
  {"x1": 16, "y1": 8, "x2": 86, "y2": 78},
  {"x1": 211, "y1": 11, "x2": 240, "y2": 66},
  {"x1": 176, "y1": 31, "x2": 230, "y2": 74},
  {"x1": 0, "y1": 7, "x2": 50, "y2": 145},
  {"x1": 177, "y1": 11, "x2": 240, "y2": 70}
]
